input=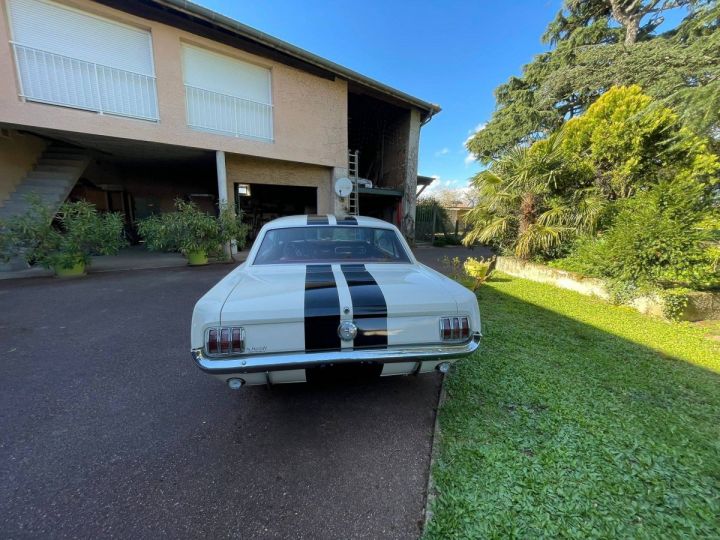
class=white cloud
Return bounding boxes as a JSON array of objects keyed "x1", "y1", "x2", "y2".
[
  {"x1": 422, "y1": 176, "x2": 469, "y2": 197},
  {"x1": 420, "y1": 179, "x2": 476, "y2": 207},
  {"x1": 464, "y1": 122, "x2": 488, "y2": 146},
  {"x1": 434, "y1": 147, "x2": 450, "y2": 157},
  {"x1": 461, "y1": 122, "x2": 486, "y2": 166},
  {"x1": 422, "y1": 175, "x2": 444, "y2": 196}
]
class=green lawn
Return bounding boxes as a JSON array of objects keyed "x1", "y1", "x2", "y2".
[{"x1": 425, "y1": 275, "x2": 720, "y2": 539}]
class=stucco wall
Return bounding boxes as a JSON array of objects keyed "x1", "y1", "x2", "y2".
[
  {"x1": 0, "y1": 0, "x2": 348, "y2": 169},
  {"x1": 0, "y1": 129, "x2": 46, "y2": 206},
  {"x1": 226, "y1": 154, "x2": 333, "y2": 214}
]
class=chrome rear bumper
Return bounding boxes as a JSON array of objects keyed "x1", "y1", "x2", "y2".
[{"x1": 192, "y1": 333, "x2": 481, "y2": 374}]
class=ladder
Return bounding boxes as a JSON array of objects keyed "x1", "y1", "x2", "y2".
[{"x1": 347, "y1": 150, "x2": 360, "y2": 216}]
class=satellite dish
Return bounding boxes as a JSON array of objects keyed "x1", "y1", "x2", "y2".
[{"x1": 334, "y1": 177, "x2": 353, "y2": 198}]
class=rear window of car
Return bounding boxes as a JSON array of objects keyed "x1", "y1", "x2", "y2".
[{"x1": 252, "y1": 226, "x2": 412, "y2": 264}]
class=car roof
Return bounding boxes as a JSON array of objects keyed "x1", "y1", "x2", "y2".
[{"x1": 264, "y1": 215, "x2": 397, "y2": 229}]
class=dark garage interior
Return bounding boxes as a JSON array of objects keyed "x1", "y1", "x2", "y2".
[{"x1": 235, "y1": 183, "x2": 317, "y2": 239}]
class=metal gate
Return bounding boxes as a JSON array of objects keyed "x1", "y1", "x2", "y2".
[{"x1": 415, "y1": 204, "x2": 438, "y2": 243}]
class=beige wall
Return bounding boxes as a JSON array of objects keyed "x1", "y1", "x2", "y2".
[
  {"x1": 226, "y1": 154, "x2": 333, "y2": 214},
  {"x1": 0, "y1": 129, "x2": 46, "y2": 206},
  {"x1": 0, "y1": 0, "x2": 348, "y2": 169}
]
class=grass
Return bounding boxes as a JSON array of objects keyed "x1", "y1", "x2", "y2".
[{"x1": 425, "y1": 274, "x2": 720, "y2": 539}]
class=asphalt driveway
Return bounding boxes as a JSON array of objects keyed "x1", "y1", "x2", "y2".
[{"x1": 0, "y1": 265, "x2": 441, "y2": 539}]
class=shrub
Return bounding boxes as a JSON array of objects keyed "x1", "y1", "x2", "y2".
[
  {"x1": 660, "y1": 288, "x2": 693, "y2": 321},
  {"x1": 444, "y1": 234, "x2": 463, "y2": 246},
  {"x1": 137, "y1": 199, "x2": 248, "y2": 258},
  {"x1": 432, "y1": 236, "x2": 448, "y2": 247},
  {"x1": 463, "y1": 256, "x2": 497, "y2": 291},
  {"x1": 0, "y1": 197, "x2": 126, "y2": 270},
  {"x1": 559, "y1": 177, "x2": 719, "y2": 292}
]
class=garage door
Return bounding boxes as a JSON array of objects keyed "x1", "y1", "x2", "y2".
[{"x1": 7, "y1": 0, "x2": 158, "y2": 120}]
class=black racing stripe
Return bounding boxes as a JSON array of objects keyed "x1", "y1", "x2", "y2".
[
  {"x1": 340, "y1": 264, "x2": 388, "y2": 348},
  {"x1": 307, "y1": 214, "x2": 329, "y2": 225},
  {"x1": 304, "y1": 264, "x2": 341, "y2": 352},
  {"x1": 336, "y1": 216, "x2": 358, "y2": 225}
]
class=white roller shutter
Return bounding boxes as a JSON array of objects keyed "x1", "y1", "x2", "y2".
[
  {"x1": 182, "y1": 45, "x2": 273, "y2": 141},
  {"x1": 7, "y1": 0, "x2": 158, "y2": 120}
]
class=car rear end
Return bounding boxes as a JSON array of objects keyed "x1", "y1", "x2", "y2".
[{"x1": 191, "y1": 216, "x2": 481, "y2": 387}]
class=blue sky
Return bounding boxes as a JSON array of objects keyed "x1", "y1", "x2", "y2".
[
  {"x1": 194, "y1": 0, "x2": 562, "y2": 194},
  {"x1": 196, "y1": 0, "x2": 685, "y2": 195}
]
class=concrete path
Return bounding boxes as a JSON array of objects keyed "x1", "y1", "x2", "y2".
[
  {"x1": 0, "y1": 266, "x2": 440, "y2": 539},
  {"x1": 0, "y1": 246, "x2": 254, "y2": 281},
  {"x1": 0, "y1": 246, "x2": 188, "y2": 281}
]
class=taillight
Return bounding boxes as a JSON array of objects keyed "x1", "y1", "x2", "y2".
[
  {"x1": 440, "y1": 317, "x2": 470, "y2": 341},
  {"x1": 232, "y1": 328, "x2": 243, "y2": 351},
  {"x1": 207, "y1": 329, "x2": 219, "y2": 354},
  {"x1": 220, "y1": 328, "x2": 230, "y2": 353},
  {"x1": 441, "y1": 318, "x2": 451, "y2": 340},
  {"x1": 205, "y1": 327, "x2": 244, "y2": 356}
]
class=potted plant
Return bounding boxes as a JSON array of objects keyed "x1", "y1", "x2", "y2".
[
  {"x1": 137, "y1": 199, "x2": 247, "y2": 265},
  {"x1": 0, "y1": 197, "x2": 126, "y2": 277}
]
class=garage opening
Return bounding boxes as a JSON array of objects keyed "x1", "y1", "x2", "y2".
[{"x1": 235, "y1": 183, "x2": 317, "y2": 239}]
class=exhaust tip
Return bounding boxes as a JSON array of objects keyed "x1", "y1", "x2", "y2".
[
  {"x1": 227, "y1": 378, "x2": 245, "y2": 390},
  {"x1": 436, "y1": 362, "x2": 451, "y2": 374}
]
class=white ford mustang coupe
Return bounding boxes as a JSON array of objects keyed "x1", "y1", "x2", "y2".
[{"x1": 191, "y1": 215, "x2": 481, "y2": 388}]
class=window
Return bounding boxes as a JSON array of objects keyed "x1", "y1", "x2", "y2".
[
  {"x1": 7, "y1": 0, "x2": 158, "y2": 120},
  {"x1": 253, "y1": 226, "x2": 411, "y2": 265},
  {"x1": 182, "y1": 45, "x2": 273, "y2": 141}
]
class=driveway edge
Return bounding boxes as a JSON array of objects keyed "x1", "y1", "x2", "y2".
[{"x1": 422, "y1": 372, "x2": 448, "y2": 533}]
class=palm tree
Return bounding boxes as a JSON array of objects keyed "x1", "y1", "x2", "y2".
[{"x1": 463, "y1": 132, "x2": 606, "y2": 259}]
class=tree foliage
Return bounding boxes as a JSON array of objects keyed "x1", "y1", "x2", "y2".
[
  {"x1": 468, "y1": 0, "x2": 720, "y2": 162},
  {"x1": 561, "y1": 85, "x2": 718, "y2": 197},
  {"x1": 464, "y1": 86, "x2": 719, "y2": 268},
  {"x1": 463, "y1": 131, "x2": 606, "y2": 258}
]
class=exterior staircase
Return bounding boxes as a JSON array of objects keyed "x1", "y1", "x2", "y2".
[
  {"x1": 0, "y1": 143, "x2": 91, "y2": 221},
  {"x1": 0, "y1": 143, "x2": 91, "y2": 272}
]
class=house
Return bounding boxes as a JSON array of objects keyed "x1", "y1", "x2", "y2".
[
  {"x1": 0, "y1": 0, "x2": 439, "y2": 245},
  {"x1": 445, "y1": 205, "x2": 473, "y2": 233}
]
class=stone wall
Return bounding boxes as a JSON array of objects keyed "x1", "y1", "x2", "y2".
[
  {"x1": 495, "y1": 256, "x2": 720, "y2": 322},
  {"x1": 495, "y1": 257, "x2": 609, "y2": 299}
]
